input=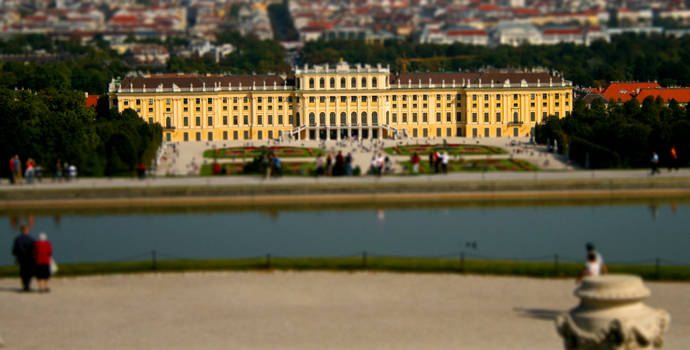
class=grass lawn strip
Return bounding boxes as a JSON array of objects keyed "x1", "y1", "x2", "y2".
[
  {"x1": 401, "y1": 159, "x2": 538, "y2": 173},
  {"x1": 0, "y1": 257, "x2": 686, "y2": 281},
  {"x1": 201, "y1": 161, "x2": 316, "y2": 176}
]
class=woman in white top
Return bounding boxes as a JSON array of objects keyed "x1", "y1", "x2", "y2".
[{"x1": 577, "y1": 253, "x2": 608, "y2": 284}]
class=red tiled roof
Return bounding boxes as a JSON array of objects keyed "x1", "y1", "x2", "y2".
[
  {"x1": 636, "y1": 88, "x2": 690, "y2": 103},
  {"x1": 542, "y1": 28, "x2": 582, "y2": 35},
  {"x1": 110, "y1": 14, "x2": 139, "y2": 23},
  {"x1": 85, "y1": 94, "x2": 100, "y2": 108},
  {"x1": 446, "y1": 29, "x2": 487, "y2": 36},
  {"x1": 477, "y1": 4, "x2": 500, "y2": 11},
  {"x1": 511, "y1": 8, "x2": 540, "y2": 15},
  {"x1": 601, "y1": 82, "x2": 662, "y2": 102}
]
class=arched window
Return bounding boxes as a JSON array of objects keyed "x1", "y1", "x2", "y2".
[
  {"x1": 361, "y1": 111, "x2": 367, "y2": 125},
  {"x1": 296, "y1": 112, "x2": 301, "y2": 126},
  {"x1": 319, "y1": 112, "x2": 326, "y2": 125},
  {"x1": 309, "y1": 78, "x2": 314, "y2": 89},
  {"x1": 340, "y1": 78, "x2": 346, "y2": 88},
  {"x1": 361, "y1": 77, "x2": 367, "y2": 88},
  {"x1": 165, "y1": 117, "x2": 171, "y2": 128},
  {"x1": 340, "y1": 112, "x2": 347, "y2": 125},
  {"x1": 372, "y1": 112, "x2": 378, "y2": 125},
  {"x1": 330, "y1": 78, "x2": 335, "y2": 89},
  {"x1": 319, "y1": 78, "x2": 325, "y2": 89},
  {"x1": 351, "y1": 112, "x2": 357, "y2": 125},
  {"x1": 329, "y1": 112, "x2": 336, "y2": 125},
  {"x1": 309, "y1": 112, "x2": 316, "y2": 126},
  {"x1": 351, "y1": 77, "x2": 356, "y2": 89},
  {"x1": 513, "y1": 111, "x2": 519, "y2": 123},
  {"x1": 372, "y1": 77, "x2": 378, "y2": 88}
]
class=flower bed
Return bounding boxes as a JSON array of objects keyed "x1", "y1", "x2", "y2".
[
  {"x1": 384, "y1": 144, "x2": 506, "y2": 156},
  {"x1": 401, "y1": 159, "x2": 538, "y2": 174},
  {"x1": 200, "y1": 161, "x2": 316, "y2": 176},
  {"x1": 204, "y1": 146, "x2": 325, "y2": 159}
]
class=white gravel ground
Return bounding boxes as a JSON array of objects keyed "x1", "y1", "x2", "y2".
[{"x1": 0, "y1": 271, "x2": 688, "y2": 350}]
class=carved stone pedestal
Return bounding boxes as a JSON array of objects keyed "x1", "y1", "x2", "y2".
[{"x1": 555, "y1": 274, "x2": 670, "y2": 350}]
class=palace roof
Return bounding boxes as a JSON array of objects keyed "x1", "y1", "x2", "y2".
[{"x1": 119, "y1": 74, "x2": 286, "y2": 90}]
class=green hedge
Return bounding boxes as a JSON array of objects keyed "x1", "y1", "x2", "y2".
[{"x1": 1, "y1": 257, "x2": 687, "y2": 281}]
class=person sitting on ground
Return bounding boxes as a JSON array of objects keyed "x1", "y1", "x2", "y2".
[
  {"x1": 577, "y1": 252, "x2": 607, "y2": 284},
  {"x1": 577, "y1": 244, "x2": 607, "y2": 284}
]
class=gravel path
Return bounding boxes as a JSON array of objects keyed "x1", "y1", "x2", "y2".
[{"x1": 1, "y1": 272, "x2": 687, "y2": 349}]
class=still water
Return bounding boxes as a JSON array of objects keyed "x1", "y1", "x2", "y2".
[{"x1": 2, "y1": 202, "x2": 689, "y2": 266}]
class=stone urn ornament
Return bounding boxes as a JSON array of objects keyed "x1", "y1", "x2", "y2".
[{"x1": 555, "y1": 274, "x2": 670, "y2": 350}]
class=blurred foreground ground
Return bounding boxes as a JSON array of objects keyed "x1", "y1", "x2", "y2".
[{"x1": 1, "y1": 271, "x2": 688, "y2": 350}]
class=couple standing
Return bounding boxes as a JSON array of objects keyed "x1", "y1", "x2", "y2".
[{"x1": 11, "y1": 225, "x2": 54, "y2": 293}]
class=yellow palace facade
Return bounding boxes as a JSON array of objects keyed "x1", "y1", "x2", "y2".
[{"x1": 109, "y1": 61, "x2": 573, "y2": 142}]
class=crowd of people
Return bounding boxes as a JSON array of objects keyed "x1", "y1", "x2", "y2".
[
  {"x1": 7, "y1": 155, "x2": 77, "y2": 185},
  {"x1": 11, "y1": 224, "x2": 55, "y2": 293},
  {"x1": 315, "y1": 151, "x2": 354, "y2": 176}
]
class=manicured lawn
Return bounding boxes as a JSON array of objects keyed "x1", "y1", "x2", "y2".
[
  {"x1": 1, "y1": 257, "x2": 687, "y2": 281},
  {"x1": 204, "y1": 146, "x2": 325, "y2": 159},
  {"x1": 384, "y1": 144, "x2": 506, "y2": 156},
  {"x1": 201, "y1": 161, "x2": 316, "y2": 176},
  {"x1": 401, "y1": 159, "x2": 538, "y2": 173}
]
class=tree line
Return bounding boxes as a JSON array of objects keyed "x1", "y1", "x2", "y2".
[
  {"x1": 299, "y1": 33, "x2": 690, "y2": 87},
  {"x1": 535, "y1": 98, "x2": 690, "y2": 169},
  {"x1": 0, "y1": 89, "x2": 161, "y2": 177},
  {"x1": 0, "y1": 31, "x2": 288, "y2": 94},
  {"x1": 4, "y1": 32, "x2": 690, "y2": 93}
]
